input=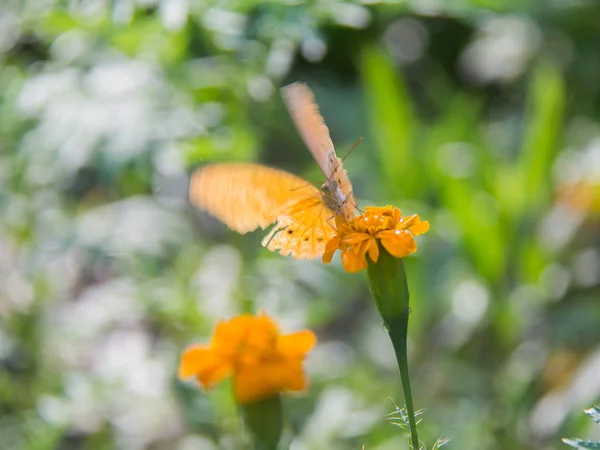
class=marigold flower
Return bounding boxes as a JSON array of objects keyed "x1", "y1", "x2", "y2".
[
  {"x1": 322, "y1": 205, "x2": 430, "y2": 273},
  {"x1": 178, "y1": 313, "x2": 316, "y2": 404}
]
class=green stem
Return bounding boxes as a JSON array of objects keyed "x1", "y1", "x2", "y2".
[
  {"x1": 388, "y1": 316, "x2": 419, "y2": 450},
  {"x1": 367, "y1": 250, "x2": 419, "y2": 449},
  {"x1": 239, "y1": 395, "x2": 283, "y2": 450}
]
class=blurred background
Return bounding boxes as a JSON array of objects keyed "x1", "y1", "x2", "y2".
[{"x1": 1, "y1": 0, "x2": 599, "y2": 449}]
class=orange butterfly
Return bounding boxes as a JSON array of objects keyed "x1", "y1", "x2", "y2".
[{"x1": 189, "y1": 82, "x2": 356, "y2": 259}]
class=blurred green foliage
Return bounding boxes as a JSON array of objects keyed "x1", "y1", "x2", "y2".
[{"x1": 1, "y1": 0, "x2": 600, "y2": 449}]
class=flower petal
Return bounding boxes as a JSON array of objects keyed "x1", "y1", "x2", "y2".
[
  {"x1": 378, "y1": 229, "x2": 417, "y2": 258},
  {"x1": 178, "y1": 345, "x2": 211, "y2": 379},
  {"x1": 343, "y1": 232, "x2": 370, "y2": 245},
  {"x1": 178, "y1": 345, "x2": 233, "y2": 387},
  {"x1": 234, "y1": 356, "x2": 308, "y2": 404},
  {"x1": 397, "y1": 214, "x2": 418, "y2": 230},
  {"x1": 278, "y1": 330, "x2": 317, "y2": 355},
  {"x1": 341, "y1": 240, "x2": 370, "y2": 273},
  {"x1": 324, "y1": 235, "x2": 341, "y2": 253},
  {"x1": 341, "y1": 248, "x2": 367, "y2": 273},
  {"x1": 409, "y1": 218, "x2": 430, "y2": 236},
  {"x1": 322, "y1": 236, "x2": 341, "y2": 263},
  {"x1": 367, "y1": 238, "x2": 379, "y2": 263},
  {"x1": 322, "y1": 249, "x2": 335, "y2": 264},
  {"x1": 234, "y1": 364, "x2": 278, "y2": 404}
]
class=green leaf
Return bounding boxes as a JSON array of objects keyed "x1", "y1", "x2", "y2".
[
  {"x1": 360, "y1": 44, "x2": 418, "y2": 198},
  {"x1": 518, "y1": 61, "x2": 565, "y2": 212}
]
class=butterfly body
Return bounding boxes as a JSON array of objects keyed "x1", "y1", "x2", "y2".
[
  {"x1": 320, "y1": 169, "x2": 353, "y2": 222},
  {"x1": 189, "y1": 82, "x2": 356, "y2": 259}
]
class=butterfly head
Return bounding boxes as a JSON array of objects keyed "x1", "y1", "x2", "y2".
[{"x1": 321, "y1": 179, "x2": 345, "y2": 215}]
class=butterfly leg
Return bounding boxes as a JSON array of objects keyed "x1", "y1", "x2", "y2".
[{"x1": 343, "y1": 189, "x2": 363, "y2": 215}]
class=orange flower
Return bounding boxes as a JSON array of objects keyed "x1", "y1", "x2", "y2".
[
  {"x1": 178, "y1": 313, "x2": 316, "y2": 404},
  {"x1": 323, "y1": 206, "x2": 430, "y2": 273},
  {"x1": 558, "y1": 180, "x2": 600, "y2": 213}
]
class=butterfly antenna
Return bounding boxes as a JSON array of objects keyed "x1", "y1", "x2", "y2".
[{"x1": 340, "y1": 137, "x2": 363, "y2": 163}]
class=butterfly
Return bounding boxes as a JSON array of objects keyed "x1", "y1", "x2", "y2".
[{"x1": 189, "y1": 82, "x2": 357, "y2": 259}]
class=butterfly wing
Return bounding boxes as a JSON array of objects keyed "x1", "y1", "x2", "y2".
[
  {"x1": 281, "y1": 82, "x2": 336, "y2": 176},
  {"x1": 190, "y1": 163, "x2": 336, "y2": 259},
  {"x1": 281, "y1": 82, "x2": 356, "y2": 222}
]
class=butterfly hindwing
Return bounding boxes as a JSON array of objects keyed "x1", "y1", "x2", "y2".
[{"x1": 262, "y1": 196, "x2": 336, "y2": 259}]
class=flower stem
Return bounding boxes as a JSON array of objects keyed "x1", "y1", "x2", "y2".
[
  {"x1": 240, "y1": 395, "x2": 283, "y2": 450},
  {"x1": 367, "y1": 250, "x2": 419, "y2": 449},
  {"x1": 388, "y1": 316, "x2": 419, "y2": 449}
]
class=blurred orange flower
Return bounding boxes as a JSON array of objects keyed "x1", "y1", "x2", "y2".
[
  {"x1": 323, "y1": 206, "x2": 430, "y2": 273},
  {"x1": 178, "y1": 313, "x2": 316, "y2": 404},
  {"x1": 558, "y1": 180, "x2": 600, "y2": 213}
]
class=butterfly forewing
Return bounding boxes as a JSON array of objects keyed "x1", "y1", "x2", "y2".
[
  {"x1": 281, "y1": 82, "x2": 336, "y2": 176},
  {"x1": 281, "y1": 82, "x2": 356, "y2": 222},
  {"x1": 190, "y1": 163, "x2": 336, "y2": 259}
]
